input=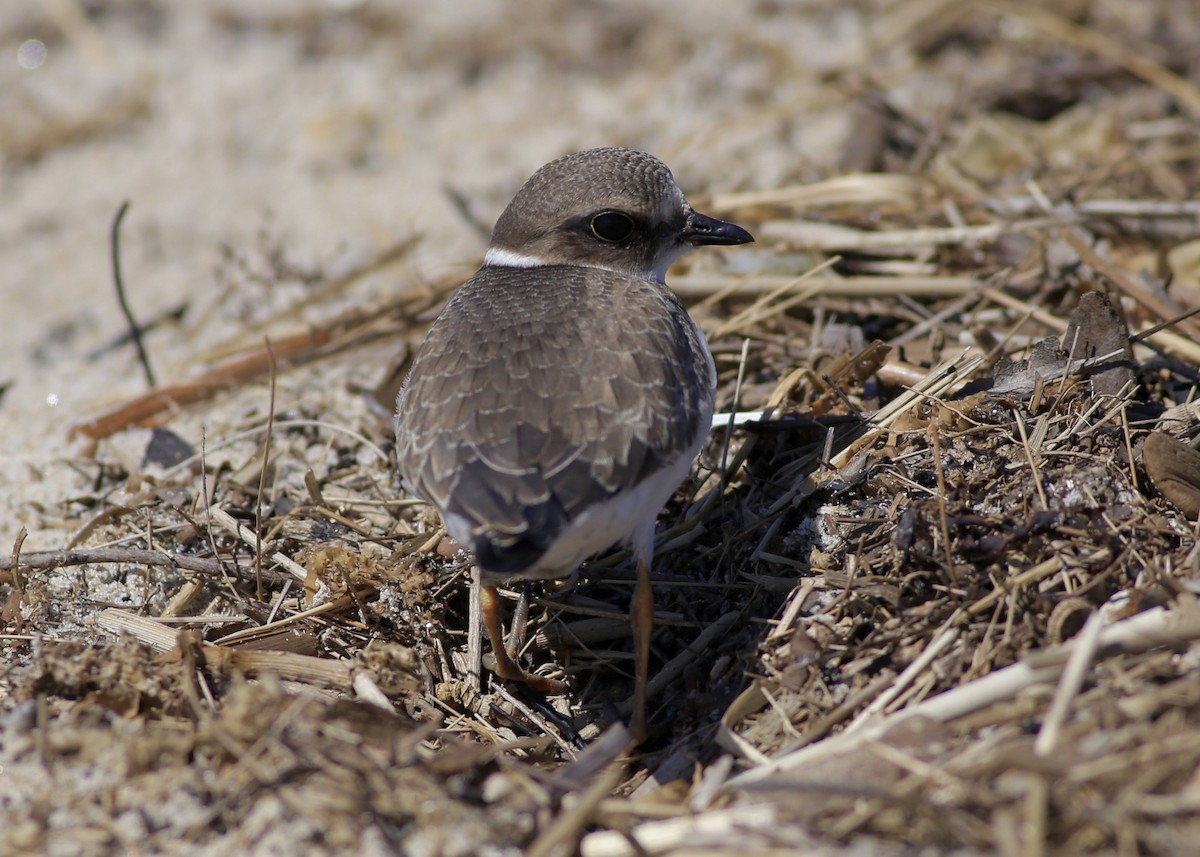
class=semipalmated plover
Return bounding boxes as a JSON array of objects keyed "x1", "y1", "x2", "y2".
[{"x1": 394, "y1": 147, "x2": 753, "y2": 739}]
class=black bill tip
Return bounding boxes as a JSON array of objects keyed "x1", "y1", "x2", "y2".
[{"x1": 682, "y1": 210, "x2": 754, "y2": 246}]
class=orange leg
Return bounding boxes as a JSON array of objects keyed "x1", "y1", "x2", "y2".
[
  {"x1": 629, "y1": 556, "x2": 653, "y2": 743},
  {"x1": 480, "y1": 580, "x2": 565, "y2": 694}
]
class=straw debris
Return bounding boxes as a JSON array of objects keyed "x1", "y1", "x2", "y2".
[{"x1": 5, "y1": 2, "x2": 1200, "y2": 854}]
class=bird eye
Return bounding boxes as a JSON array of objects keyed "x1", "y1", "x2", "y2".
[{"x1": 589, "y1": 211, "x2": 636, "y2": 243}]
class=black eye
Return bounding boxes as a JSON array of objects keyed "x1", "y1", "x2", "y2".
[{"x1": 589, "y1": 211, "x2": 635, "y2": 242}]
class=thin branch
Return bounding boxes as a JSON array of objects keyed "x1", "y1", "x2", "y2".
[
  {"x1": 255, "y1": 337, "x2": 278, "y2": 599},
  {"x1": 0, "y1": 547, "x2": 243, "y2": 575},
  {"x1": 110, "y1": 200, "x2": 156, "y2": 388}
]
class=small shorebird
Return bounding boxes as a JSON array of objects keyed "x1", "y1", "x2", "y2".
[{"x1": 394, "y1": 147, "x2": 753, "y2": 739}]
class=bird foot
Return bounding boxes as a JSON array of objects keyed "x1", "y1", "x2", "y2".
[{"x1": 482, "y1": 649, "x2": 567, "y2": 694}]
